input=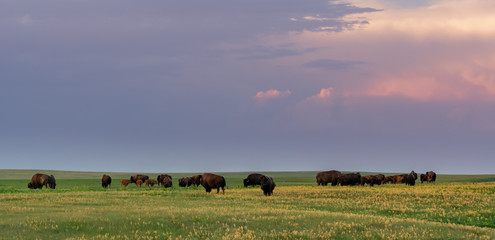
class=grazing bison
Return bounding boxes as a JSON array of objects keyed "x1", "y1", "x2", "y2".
[
  {"x1": 102, "y1": 174, "x2": 112, "y2": 188},
  {"x1": 337, "y1": 172, "x2": 361, "y2": 186},
  {"x1": 360, "y1": 175, "x2": 378, "y2": 186},
  {"x1": 316, "y1": 170, "x2": 342, "y2": 186},
  {"x1": 145, "y1": 179, "x2": 157, "y2": 187},
  {"x1": 121, "y1": 179, "x2": 130, "y2": 187},
  {"x1": 420, "y1": 174, "x2": 428, "y2": 184},
  {"x1": 157, "y1": 174, "x2": 172, "y2": 186},
  {"x1": 28, "y1": 173, "x2": 56, "y2": 189},
  {"x1": 136, "y1": 179, "x2": 143, "y2": 187},
  {"x1": 260, "y1": 175, "x2": 276, "y2": 196},
  {"x1": 178, "y1": 177, "x2": 193, "y2": 187},
  {"x1": 161, "y1": 175, "x2": 173, "y2": 188},
  {"x1": 191, "y1": 175, "x2": 202, "y2": 187},
  {"x1": 427, "y1": 171, "x2": 436, "y2": 183},
  {"x1": 243, "y1": 173, "x2": 264, "y2": 187},
  {"x1": 200, "y1": 173, "x2": 226, "y2": 194},
  {"x1": 130, "y1": 174, "x2": 149, "y2": 184}
]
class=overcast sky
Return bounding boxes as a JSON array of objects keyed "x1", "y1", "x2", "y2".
[{"x1": 1, "y1": 0, "x2": 494, "y2": 174}]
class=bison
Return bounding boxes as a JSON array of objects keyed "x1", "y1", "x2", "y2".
[
  {"x1": 337, "y1": 172, "x2": 361, "y2": 186},
  {"x1": 243, "y1": 173, "x2": 264, "y2": 187},
  {"x1": 161, "y1": 175, "x2": 173, "y2": 188},
  {"x1": 145, "y1": 179, "x2": 157, "y2": 187},
  {"x1": 157, "y1": 174, "x2": 172, "y2": 186},
  {"x1": 427, "y1": 171, "x2": 436, "y2": 183},
  {"x1": 130, "y1": 174, "x2": 149, "y2": 184},
  {"x1": 373, "y1": 174, "x2": 385, "y2": 185},
  {"x1": 136, "y1": 179, "x2": 143, "y2": 187},
  {"x1": 384, "y1": 176, "x2": 394, "y2": 184},
  {"x1": 28, "y1": 173, "x2": 56, "y2": 189},
  {"x1": 121, "y1": 179, "x2": 130, "y2": 187},
  {"x1": 191, "y1": 175, "x2": 202, "y2": 187},
  {"x1": 260, "y1": 175, "x2": 276, "y2": 196},
  {"x1": 420, "y1": 174, "x2": 428, "y2": 183},
  {"x1": 178, "y1": 177, "x2": 193, "y2": 187},
  {"x1": 102, "y1": 174, "x2": 112, "y2": 188},
  {"x1": 200, "y1": 173, "x2": 226, "y2": 194},
  {"x1": 316, "y1": 170, "x2": 342, "y2": 186},
  {"x1": 405, "y1": 172, "x2": 417, "y2": 186},
  {"x1": 360, "y1": 175, "x2": 378, "y2": 186}
]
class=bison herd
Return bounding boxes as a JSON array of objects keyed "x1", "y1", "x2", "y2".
[
  {"x1": 317, "y1": 170, "x2": 436, "y2": 187},
  {"x1": 27, "y1": 170, "x2": 436, "y2": 195}
]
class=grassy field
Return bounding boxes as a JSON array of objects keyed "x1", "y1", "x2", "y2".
[{"x1": 0, "y1": 170, "x2": 494, "y2": 239}]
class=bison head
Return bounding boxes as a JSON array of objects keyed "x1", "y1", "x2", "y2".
[{"x1": 243, "y1": 179, "x2": 249, "y2": 187}]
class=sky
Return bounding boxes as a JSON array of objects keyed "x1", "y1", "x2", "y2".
[{"x1": 1, "y1": 0, "x2": 495, "y2": 174}]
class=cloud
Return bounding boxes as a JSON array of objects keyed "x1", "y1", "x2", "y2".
[
  {"x1": 254, "y1": 89, "x2": 291, "y2": 100},
  {"x1": 303, "y1": 59, "x2": 362, "y2": 70}
]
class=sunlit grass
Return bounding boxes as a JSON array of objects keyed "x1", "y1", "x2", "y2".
[{"x1": 0, "y1": 181, "x2": 494, "y2": 239}]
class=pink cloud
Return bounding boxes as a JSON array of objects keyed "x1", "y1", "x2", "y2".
[{"x1": 254, "y1": 89, "x2": 291, "y2": 100}]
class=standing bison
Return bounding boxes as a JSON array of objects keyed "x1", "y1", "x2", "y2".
[
  {"x1": 200, "y1": 173, "x2": 226, "y2": 194},
  {"x1": 243, "y1": 173, "x2": 264, "y2": 187},
  {"x1": 160, "y1": 175, "x2": 173, "y2": 188},
  {"x1": 191, "y1": 175, "x2": 202, "y2": 187},
  {"x1": 420, "y1": 174, "x2": 428, "y2": 183},
  {"x1": 28, "y1": 173, "x2": 56, "y2": 189},
  {"x1": 130, "y1": 175, "x2": 149, "y2": 184},
  {"x1": 316, "y1": 170, "x2": 342, "y2": 186},
  {"x1": 145, "y1": 179, "x2": 158, "y2": 187},
  {"x1": 121, "y1": 179, "x2": 130, "y2": 187},
  {"x1": 427, "y1": 171, "x2": 437, "y2": 183},
  {"x1": 337, "y1": 172, "x2": 361, "y2": 186},
  {"x1": 178, "y1": 177, "x2": 193, "y2": 187},
  {"x1": 157, "y1": 174, "x2": 172, "y2": 186},
  {"x1": 360, "y1": 175, "x2": 379, "y2": 186},
  {"x1": 102, "y1": 174, "x2": 112, "y2": 188},
  {"x1": 405, "y1": 171, "x2": 417, "y2": 186},
  {"x1": 260, "y1": 175, "x2": 276, "y2": 196}
]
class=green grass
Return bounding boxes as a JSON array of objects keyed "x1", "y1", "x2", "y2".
[{"x1": 0, "y1": 170, "x2": 494, "y2": 239}]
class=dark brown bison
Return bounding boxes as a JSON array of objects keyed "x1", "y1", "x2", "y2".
[
  {"x1": 157, "y1": 174, "x2": 173, "y2": 186},
  {"x1": 405, "y1": 172, "x2": 417, "y2": 186},
  {"x1": 420, "y1": 174, "x2": 428, "y2": 183},
  {"x1": 200, "y1": 173, "x2": 226, "y2": 194},
  {"x1": 243, "y1": 173, "x2": 264, "y2": 187},
  {"x1": 373, "y1": 174, "x2": 385, "y2": 185},
  {"x1": 427, "y1": 171, "x2": 436, "y2": 183},
  {"x1": 316, "y1": 170, "x2": 342, "y2": 186},
  {"x1": 394, "y1": 175, "x2": 406, "y2": 184},
  {"x1": 102, "y1": 174, "x2": 112, "y2": 188},
  {"x1": 130, "y1": 174, "x2": 149, "y2": 184},
  {"x1": 145, "y1": 179, "x2": 157, "y2": 187},
  {"x1": 178, "y1": 177, "x2": 193, "y2": 187},
  {"x1": 384, "y1": 176, "x2": 394, "y2": 184},
  {"x1": 121, "y1": 179, "x2": 130, "y2": 187},
  {"x1": 260, "y1": 175, "x2": 276, "y2": 196},
  {"x1": 389, "y1": 171, "x2": 417, "y2": 184},
  {"x1": 360, "y1": 175, "x2": 379, "y2": 186},
  {"x1": 191, "y1": 175, "x2": 202, "y2": 186},
  {"x1": 161, "y1": 175, "x2": 173, "y2": 188},
  {"x1": 28, "y1": 173, "x2": 56, "y2": 189},
  {"x1": 337, "y1": 172, "x2": 361, "y2": 186}
]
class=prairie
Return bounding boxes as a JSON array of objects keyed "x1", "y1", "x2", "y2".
[{"x1": 0, "y1": 170, "x2": 494, "y2": 239}]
